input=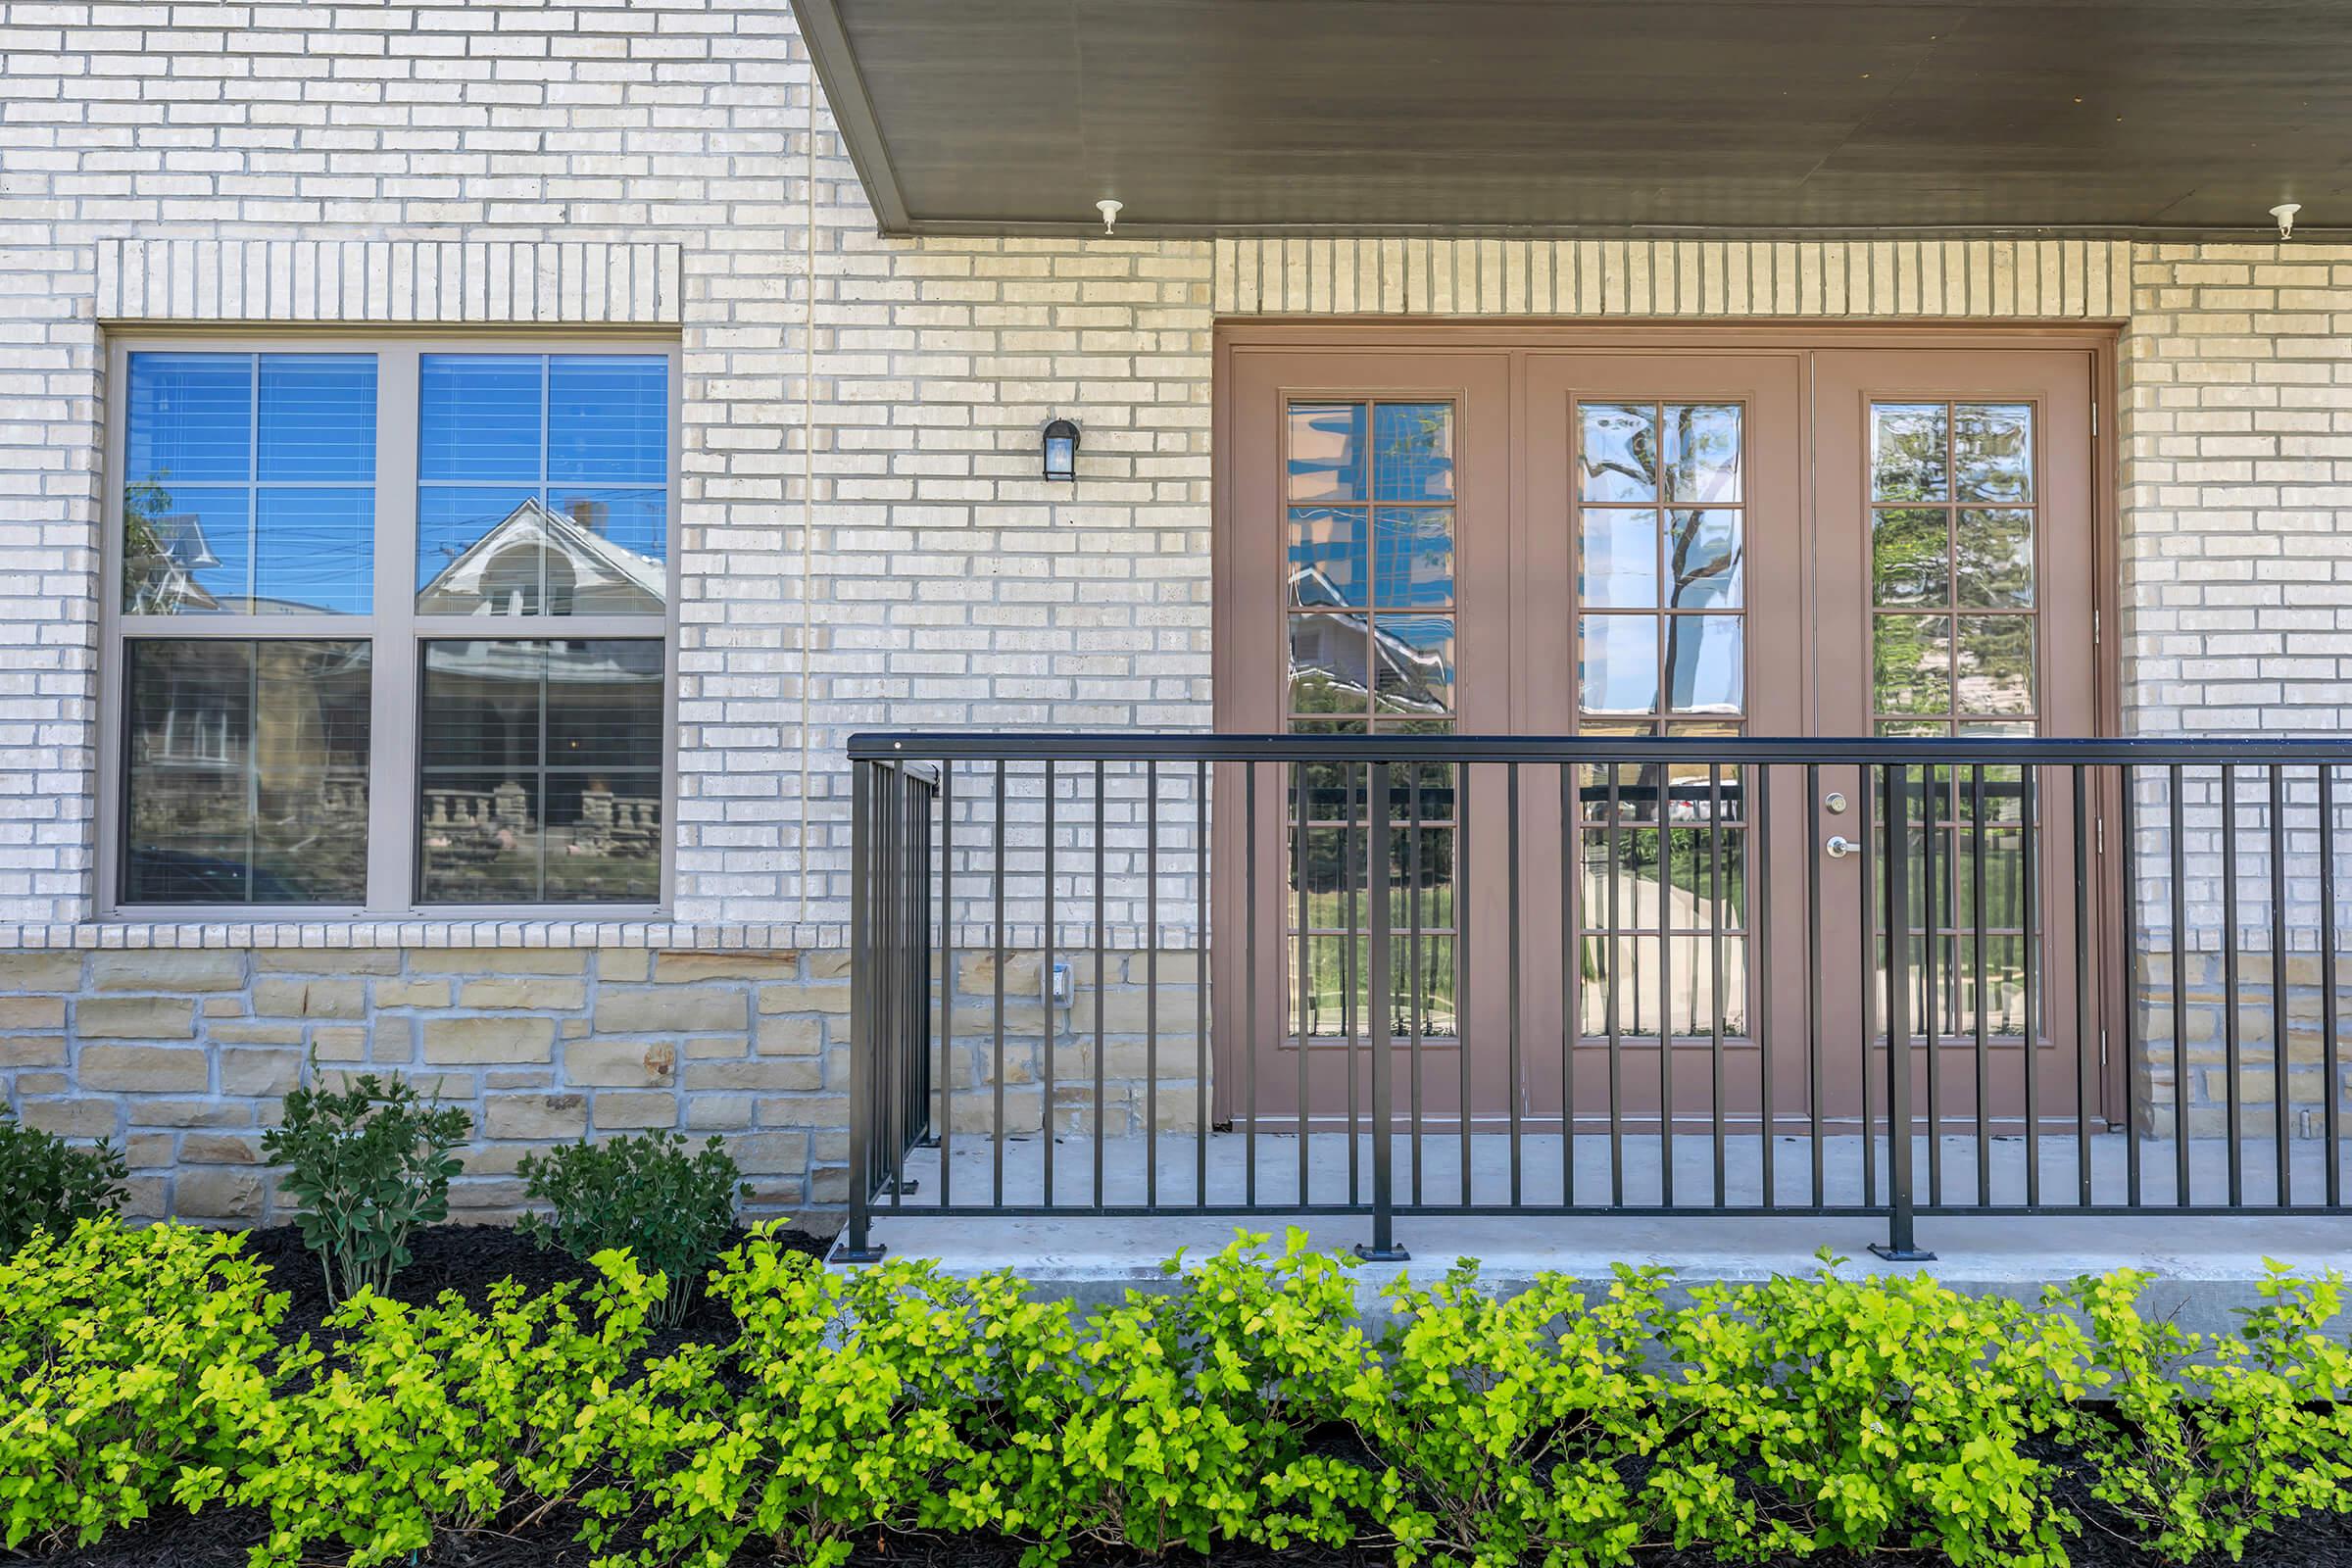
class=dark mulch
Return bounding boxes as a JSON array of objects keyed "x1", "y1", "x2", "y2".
[
  {"x1": 235, "y1": 1221, "x2": 833, "y2": 1359},
  {"x1": 23, "y1": 1223, "x2": 2352, "y2": 1568}
]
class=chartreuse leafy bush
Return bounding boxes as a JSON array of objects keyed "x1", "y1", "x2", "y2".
[
  {"x1": 0, "y1": 1217, "x2": 284, "y2": 1551},
  {"x1": 4, "y1": 1221, "x2": 2352, "y2": 1568},
  {"x1": 181, "y1": 1250, "x2": 662, "y2": 1568}
]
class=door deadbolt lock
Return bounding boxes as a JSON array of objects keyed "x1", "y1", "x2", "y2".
[
  {"x1": 1823, "y1": 791, "x2": 1848, "y2": 814},
  {"x1": 1825, "y1": 835, "x2": 1858, "y2": 859}
]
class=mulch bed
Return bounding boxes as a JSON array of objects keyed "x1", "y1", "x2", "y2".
[{"x1": 24, "y1": 1223, "x2": 2352, "y2": 1568}]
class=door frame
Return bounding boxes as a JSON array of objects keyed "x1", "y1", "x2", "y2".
[{"x1": 1210, "y1": 318, "x2": 2126, "y2": 1131}]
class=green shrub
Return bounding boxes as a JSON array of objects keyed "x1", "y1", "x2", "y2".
[
  {"x1": 580, "y1": 1224, "x2": 1080, "y2": 1568},
  {"x1": 2055, "y1": 1261, "x2": 2352, "y2": 1562},
  {"x1": 0, "y1": 1217, "x2": 285, "y2": 1551},
  {"x1": 0, "y1": 1104, "x2": 126, "y2": 1254},
  {"x1": 193, "y1": 1250, "x2": 661, "y2": 1568},
  {"x1": 1642, "y1": 1250, "x2": 2090, "y2": 1567},
  {"x1": 1350, "y1": 1260, "x2": 1665, "y2": 1568},
  {"x1": 1020, "y1": 1230, "x2": 1375, "y2": 1561},
  {"x1": 517, "y1": 1131, "x2": 749, "y2": 1327},
  {"x1": 262, "y1": 1057, "x2": 470, "y2": 1302}
]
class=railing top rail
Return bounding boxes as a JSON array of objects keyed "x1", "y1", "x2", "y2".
[{"x1": 847, "y1": 730, "x2": 2352, "y2": 765}]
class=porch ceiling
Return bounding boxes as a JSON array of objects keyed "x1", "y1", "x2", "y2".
[{"x1": 792, "y1": 0, "x2": 2352, "y2": 239}]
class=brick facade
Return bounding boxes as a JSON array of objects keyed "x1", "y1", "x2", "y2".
[{"x1": 2, "y1": 2, "x2": 2348, "y2": 1209}]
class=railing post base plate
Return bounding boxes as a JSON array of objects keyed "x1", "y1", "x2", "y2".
[
  {"x1": 835, "y1": 1243, "x2": 889, "y2": 1264},
  {"x1": 1353, "y1": 1243, "x2": 1412, "y2": 1262},
  {"x1": 1867, "y1": 1243, "x2": 1936, "y2": 1263}
]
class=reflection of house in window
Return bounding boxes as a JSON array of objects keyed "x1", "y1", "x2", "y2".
[
  {"x1": 1288, "y1": 563, "x2": 1452, "y2": 716},
  {"x1": 416, "y1": 496, "x2": 663, "y2": 616}
]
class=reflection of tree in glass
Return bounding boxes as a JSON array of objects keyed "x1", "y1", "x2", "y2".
[{"x1": 122, "y1": 476, "x2": 180, "y2": 613}]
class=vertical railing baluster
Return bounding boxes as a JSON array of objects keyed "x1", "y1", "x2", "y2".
[
  {"x1": 1146, "y1": 761, "x2": 1158, "y2": 1209},
  {"x1": 1197, "y1": 759, "x2": 1209, "y2": 1210},
  {"x1": 1806, "y1": 762, "x2": 1825, "y2": 1208},
  {"x1": 1972, "y1": 762, "x2": 1989, "y2": 1208},
  {"x1": 1094, "y1": 760, "x2": 1108, "y2": 1212},
  {"x1": 1042, "y1": 761, "x2": 1055, "y2": 1208},
  {"x1": 2268, "y1": 762, "x2": 2290, "y2": 1206},
  {"x1": 1345, "y1": 760, "x2": 1360, "y2": 1203},
  {"x1": 2323, "y1": 763, "x2": 2341, "y2": 1210},
  {"x1": 1755, "y1": 761, "x2": 1775, "y2": 1209},
  {"x1": 1606, "y1": 762, "x2": 1625, "y2": 1205},
  {"x1": 1457, "y1": 762, "x2": 1474, "y2": 1205},
  {"x1": 845, "y1": 760, "x2": 881, "y2": 1260},
  {"x1": 1860, "y1": 761, "x2": 1880, "y2": 1208},
  {"x1": 1411, "y1": 764, "x2": 1427, "y2": 1206},
  {"x1": 1659, "y1": 754, "x2": 1675, "y2": 1209},
  {"x1": 1924, "y1": 760, "x2": 1942, "y2": 1206},
  {"x1": 1360, "y1": 758, "x2": 1406, "y2": 1259},
  {"x1": 1876, "y1": 760, "x2": 1930, "y2": 1258},
  {"x1": 1295, "y1": 760, "x2": 1310, "y2": 1206},
  {"x1": 1244, "y1": 760, "x2": 1259, "y2": 1211},
  {"x1": 2168, "y1": 763, "x2": 2188, "y2": 1206},
  {"x1": 993, "y1": 760, "x2": 1006, "y2": 1210},
  {"x1": 926, "y1": 761, "x2": 945, "y2": 1212},
  {"x1": 2022, "y1": 760, "x2": 2040, "y2": 1207},
  {"x1": 1507, "y1": 762, "x2": 1523, "y2": 1208},
  {"x1": 1709, "y1": 762, "x2": 1727, "y2": 1209},
  {"x1": 2123, "y1": 763, "x2": 2141, "y2": 1209},
  {"x1": 2074, "y1": 764, "x2": 2095, "y2": 1208},
  {"x1": 1561, "y1": 760, "x2": 1577, "y2": 1208},
  {"x1": 2223, "y1": 763, "x2": 2243, "y2": 1206}
]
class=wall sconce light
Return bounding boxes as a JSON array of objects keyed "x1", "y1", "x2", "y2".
[{"x1": 1042, "y1": 416, "x2": 1080, "y2": 482}]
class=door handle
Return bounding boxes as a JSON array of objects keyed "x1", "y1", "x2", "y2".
[{"x1": 1825, "y1": 835, "x2": 1858, "y2": 859}]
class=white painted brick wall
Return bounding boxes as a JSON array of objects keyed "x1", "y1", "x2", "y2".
[{"x1": 0, "y1": 1, "x2": 2344, "y2": 953}]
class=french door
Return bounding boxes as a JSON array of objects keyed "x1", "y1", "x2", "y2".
[{"x1": 1214, "y1": 328, "x2": 2110, "y2": 1134}]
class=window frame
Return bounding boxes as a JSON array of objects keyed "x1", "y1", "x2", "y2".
[{"x1": 97, "y1": 329, "x2": 682, "y2": 920}]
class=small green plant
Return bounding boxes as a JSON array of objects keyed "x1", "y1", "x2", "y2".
[
  {"x1": 0, "y1": 1217, "x2": 285, "y2": 1551},
  {"x1": 2055, "y1": 1261, "x2": 2352, "y2": 1562},
  {"x1": 261, "y1": 1056, "x2": 470, "y2": 1303},
  {"x1": 0, "y1": 1104, "x2": 126, "y2": 1255},
  {"x1": 191, "y1": 1251, "x2": 661, "y2": 1568},
  {"x1": 517, "y1": 1131, "x2": 749, "y2": 1327}
]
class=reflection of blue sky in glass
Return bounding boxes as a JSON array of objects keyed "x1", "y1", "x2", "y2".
[
  {"x1": 124, "y1": 353, "x2": 376, "y2": 615},
  {"x1": 1372, "y1": 403, "x2": 1453, "y2": 500},
  {"x1": 1372, "y1": 509, "x2": 1452, "y2": 606},
  {"x1": 1288, "y1": 507, "x2": 1365, "y2": 606},
  {"x1": 1287, "y1": 403, "x2": 1364, "y2": 502},
  {"x1": 1580, "y1": 508, "x2": 1657, "y2": 609},
  {"x1": 1581, "y1": 614, "x2": 1657, "y2": 714},
  {"x1": 417, "y1": 355, "x2": 668, "y2": 610},
  {"x1": 1580, "y1": 404, "x2": 1656, "y2": 503},
  {"x1": 1666, "y1": 615, "x2": 1743, "y2": 713}
]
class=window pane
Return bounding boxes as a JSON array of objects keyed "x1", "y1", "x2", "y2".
[
  {"x1": 123, "y1": 352, "x2": 376, "y2": 619},
  {"x1": 1874, "y1": 614, "x2": 1953, "y2": 714},
  {"x1": 1666, "y1": 509, "x2": 1742, "y2": 609},
  {"x1": 1956, "y1": 615, "x2": 2034, "y2": 715},
  {"x1": 122, "y1": 639, "x2": 370, "y2": 905},
  {"x1": 123, "y1": 487, "x2": 248, "y2": 615},
  {"x1": 1287, "y1": 403, "x2": 1364, "y2": 502},
  {"x1": 419, "y1": 355, "x2": 541, "y2": 481},
  {"x1": 1580, "y1": 507, "x2": 1657, "y2": 609},
  {"x1": 1372, "y1": 507, "x2": 1452, "y2": 607},
  {"x1": 418, "y1": 639, "x2": 664, "y2": 904},
  {"x1": 126, "y1": 354, "x2": 251, "y2": 484},
  {"x1": 416, "y1": 484, "x2": 540, "y2": 612},
  {"x1": 255, "y1": 488, "x2": 372, "y2": 614},
  {"x1": 1664, "y1": 614, "x2": 1743, "y2": 714},
  {"x1": 1371, "y1": 614, "x2": 1453, "y2": 717},
  {"x1": 1288, "y1": 612, "x2": 1367, "y2": 718},
  {"x1": 258, "y1": 355, "x2": 375, "y2": 482},
  {"x1": 1872, "y1": 507, "x2": 1949, "y2": 607},
  {"x1": 1955, "y1": 508, "x2": 2035, "y2": 609},
  {"x1": 1871, "y1": 403, "x2": 1947, "y2": 502},
  {"x1": 1662, "y1": 403, "x2": 1741, "y2": 503},
  {"x1": 1288, "y1": 506, "x2": 1366, "y2": 607},
  {"x1": 548, "y1": 356, "x2": 668, "y2": 485},
  {"x1": 1580, "y1": 613, "x2": 1659, "y2": 715},
  {"x1": 1954, "y1": 403, "x2": 2033, "y2": 503},
  {"x1": 553, "y1": 488, "x2": 668, "y2": 612},
  {"x1": 1372, "y1": 403, "x2": 1454, "y2": 500},
  {"x1": 1580, "y1": 403, "x2": 1657, "y2": 502}
]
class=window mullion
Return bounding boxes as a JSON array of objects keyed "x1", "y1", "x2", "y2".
[{"x1": 366, "y1": 346, "x2": 422, "y2": 913}]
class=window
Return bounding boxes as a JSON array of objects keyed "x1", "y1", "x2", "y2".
[{"x1": 109, "y1": 339, "x2": 675, "y2": 911}]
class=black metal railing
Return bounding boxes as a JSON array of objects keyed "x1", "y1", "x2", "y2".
[{"x1": 844, "y1": 734, "x2": 2352, "y2": 1260}]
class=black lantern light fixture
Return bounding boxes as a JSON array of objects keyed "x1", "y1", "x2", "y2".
[{"x1": 1041, "y1": 416, "x2": 1080, "y2": 483}]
